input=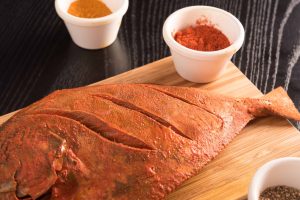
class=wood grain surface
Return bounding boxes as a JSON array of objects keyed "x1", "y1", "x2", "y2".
[
  {"x1": 1, "y1": 57, "x2": 300, "y2": 200},
  {"x1": 0, "y1": 0, "x2": 300, "y2": 130}
]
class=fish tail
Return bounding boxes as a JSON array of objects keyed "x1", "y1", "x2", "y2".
[{"x1": 247, "y1": 87, "x2": 300, "y2": 121}]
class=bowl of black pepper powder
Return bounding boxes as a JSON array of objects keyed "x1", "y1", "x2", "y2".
[{"x1": 248, "y1": 157, "x2": 300, "y2": 200}]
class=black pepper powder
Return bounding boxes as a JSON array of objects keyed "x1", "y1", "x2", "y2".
[{"x1": 260, "y1": 185, "x2": 300, "y2": 200}]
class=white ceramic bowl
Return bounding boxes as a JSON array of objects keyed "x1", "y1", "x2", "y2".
[
  {"x1": 163, "y1": 6, "x2": 244, "y2": 83},
  {"x1": 55, "y1": 0, "x2": 129, "y2": 49},
  {"x1": 248, "y1": 157, "x2": 300, "y2": 200}
]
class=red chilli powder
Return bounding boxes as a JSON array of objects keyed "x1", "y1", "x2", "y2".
[{"x1": 174, "y1": 21, "x2": 230, "y2": 51}]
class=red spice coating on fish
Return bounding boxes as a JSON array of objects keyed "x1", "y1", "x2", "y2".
[{"x1": 0, "y1": 84, "x2": 299, "y2": 199}]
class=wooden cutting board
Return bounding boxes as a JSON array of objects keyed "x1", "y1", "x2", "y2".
[{"x1": 1, "y1": 57, "x2": 300, "y2": 200}]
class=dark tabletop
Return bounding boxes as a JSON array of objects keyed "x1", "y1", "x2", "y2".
[{"x1": 0, "y1": 0, "x2": 300, "y2": 128}]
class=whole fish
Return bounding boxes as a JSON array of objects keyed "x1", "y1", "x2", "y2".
[{"x1": 0, "y1": 84, "x2": 299, "y2": 199}]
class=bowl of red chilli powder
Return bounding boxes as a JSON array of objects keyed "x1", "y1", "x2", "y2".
[{"x1": 163, "y1": 6, "x2": 244, "y2": 83}]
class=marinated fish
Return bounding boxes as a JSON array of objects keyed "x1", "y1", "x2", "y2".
[{"x1": 0, "y1": 84, "x2": 299, "y2": 200}]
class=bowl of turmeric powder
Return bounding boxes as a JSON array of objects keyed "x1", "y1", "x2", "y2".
[
  {"x1": 55, "y1": 0, "x2": 129, "y2": 49},
  {"x1": 163, "y1": 6, "x2": 244, "y2": 83}
]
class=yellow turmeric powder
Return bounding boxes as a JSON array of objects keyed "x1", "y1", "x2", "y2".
[{"x1": 68, "y1": 0, "x2": 112, "y2": 18}]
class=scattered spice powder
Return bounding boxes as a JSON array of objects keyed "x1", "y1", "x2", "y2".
[
  {"x1": 174, "y1": 21, "x2": 230, "y2": 51},
  {"x1": 68, "y1": 0, "x2": 112, "y2": 18},
  {"x1": 260, "y1": 185, "x2": 300, "y2": 200}
]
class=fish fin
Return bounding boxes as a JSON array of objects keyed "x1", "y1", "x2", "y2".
[{"x1": 248, "y1": 87, "x2": 300, "y2": 121}]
